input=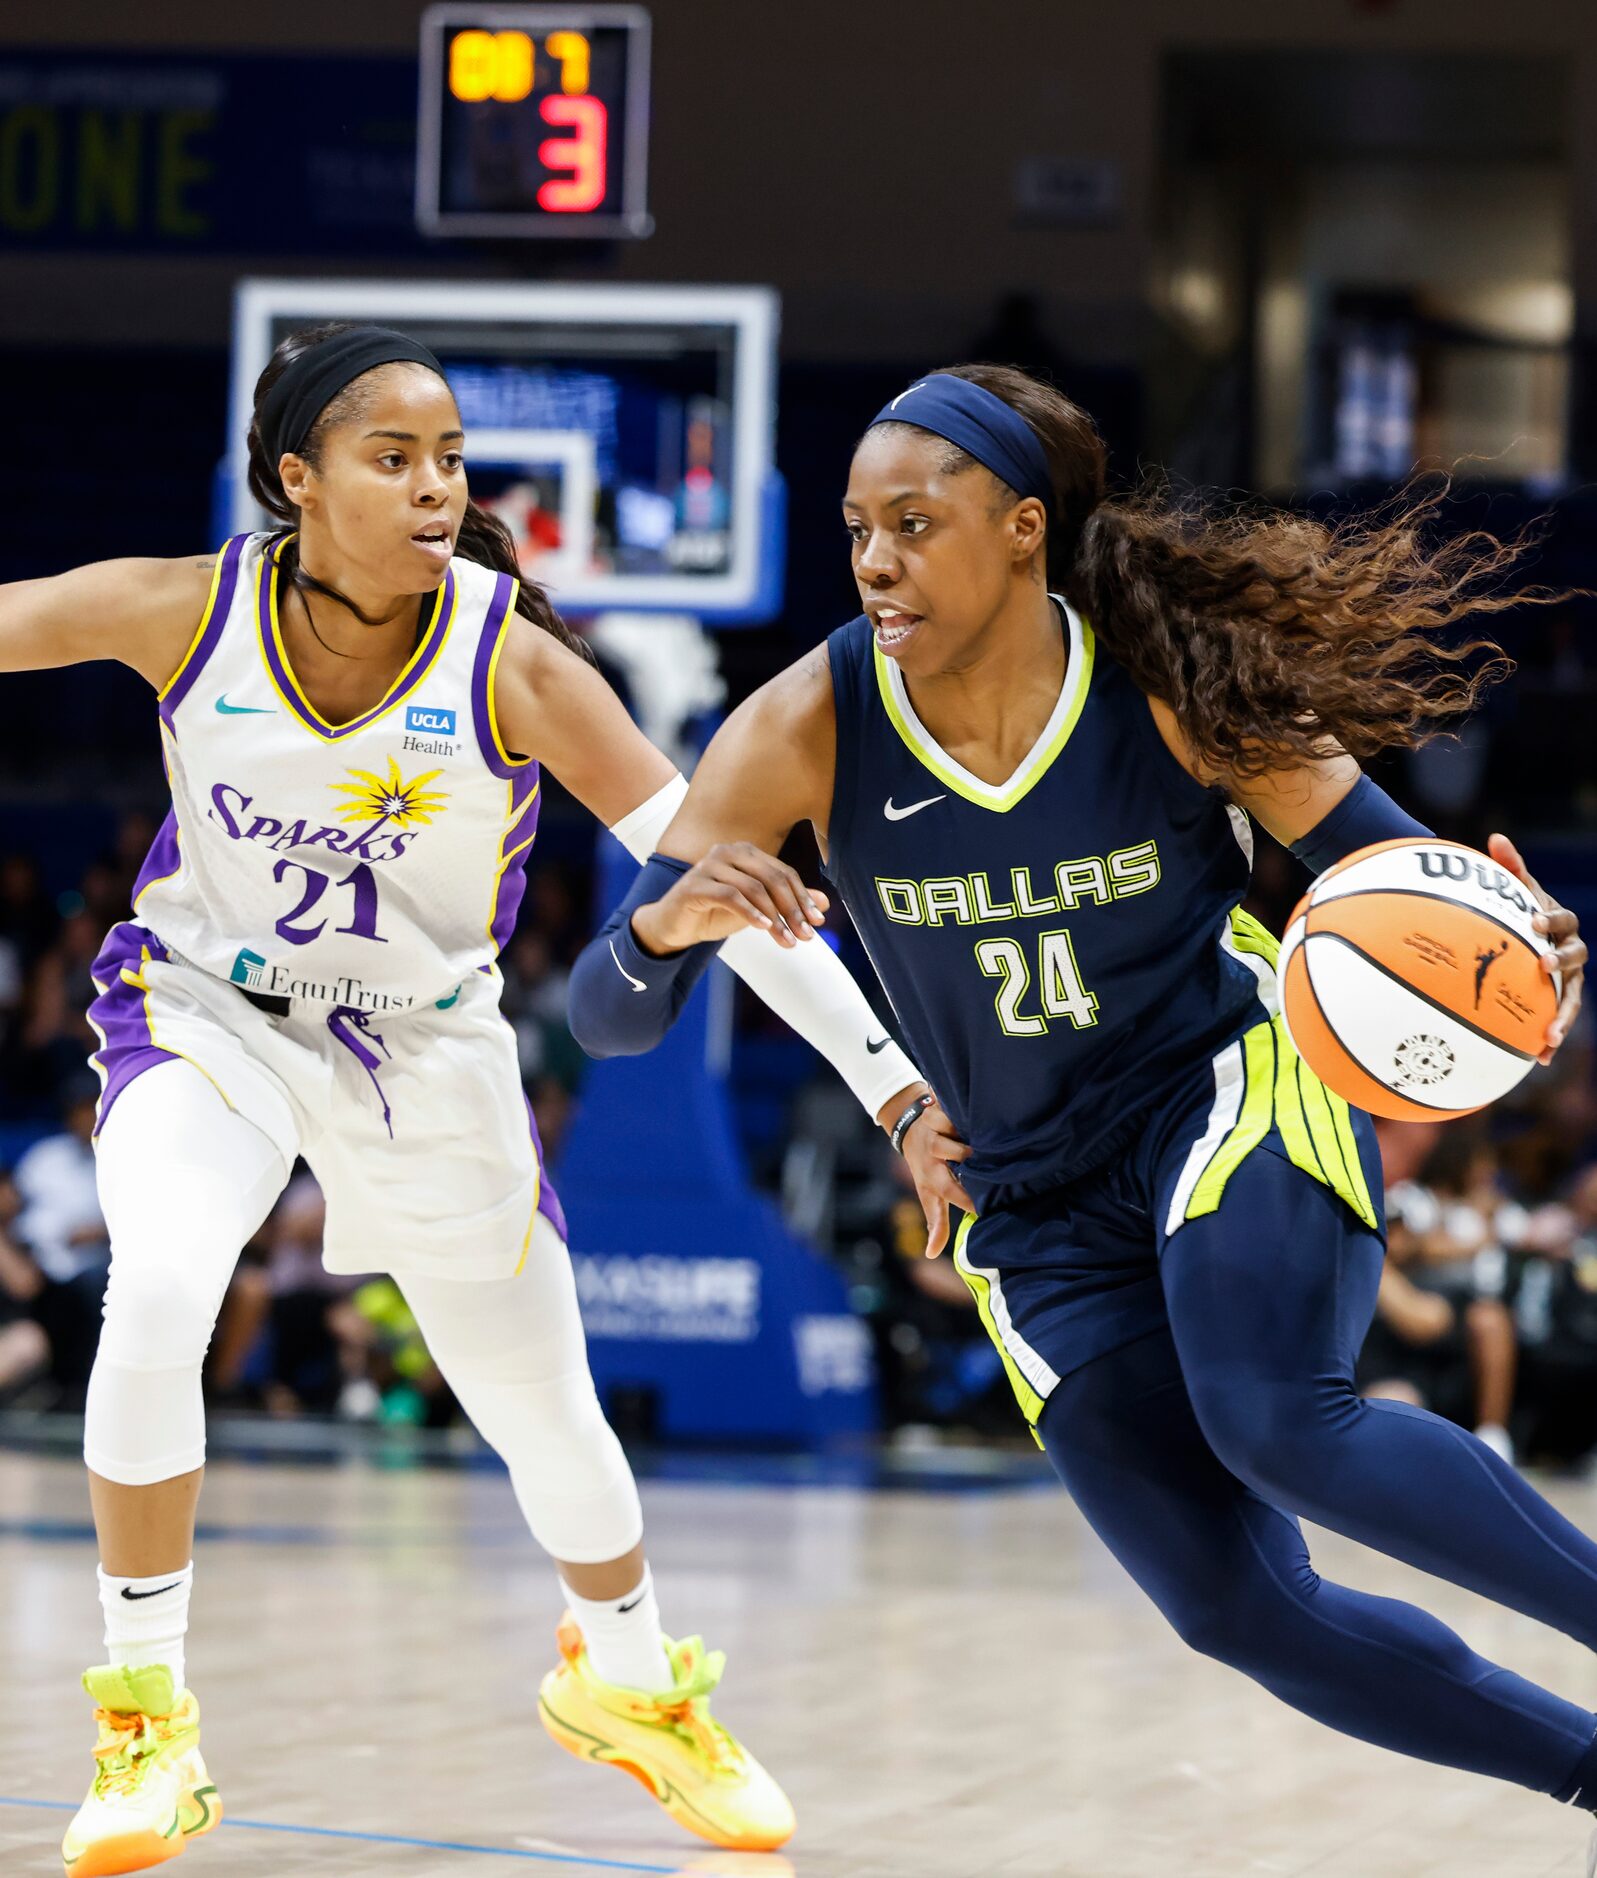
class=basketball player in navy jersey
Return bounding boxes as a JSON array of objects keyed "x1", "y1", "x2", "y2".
[{"x1": 567, "y1": 364, "x2": 1597, "y2": 1849}]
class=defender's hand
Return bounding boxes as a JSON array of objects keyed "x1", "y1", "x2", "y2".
[
  {"x1": 1488, "y1": 832, "x2": 1585, "y2": 1062},
  {"x1": 630, "y1": 844, "x2": 829, "y2": 955}
]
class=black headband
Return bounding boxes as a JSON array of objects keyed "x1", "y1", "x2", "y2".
[{"x1": 257, "y1": 325, "x2": 446, "y2": 465}]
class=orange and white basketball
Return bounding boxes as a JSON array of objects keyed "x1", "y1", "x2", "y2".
[{"x1": 1277, "y1": 838, "x2": 1558, "y2": 1122}]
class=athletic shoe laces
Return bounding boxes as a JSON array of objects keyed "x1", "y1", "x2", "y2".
[
  {"x1": 91, "y1": 1707, "x2": 177, "y2": 1798},
  {"x1": 650, "y1": 1638, "x2": 744, "y2": 1774}
]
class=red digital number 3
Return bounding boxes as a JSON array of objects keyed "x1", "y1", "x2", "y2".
[{"x1": 538, "y1": 95, "x2": 607, "y2": 212}]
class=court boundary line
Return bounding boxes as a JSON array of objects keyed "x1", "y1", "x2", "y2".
[{"x1": 0, "y1": 1796, "x2": 682, "y2": 1871}]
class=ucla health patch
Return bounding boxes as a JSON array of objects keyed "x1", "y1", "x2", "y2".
[
  {"x1": 405, "y1": 705, "x2": 456, "y2": 736},
  {"x1": 403, "y1": 704, "x2": 458, "y2": 756}
]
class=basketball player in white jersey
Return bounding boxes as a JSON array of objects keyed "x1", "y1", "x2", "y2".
[{"x1": 0, "y1": 324, "x2": 969, "y2": 1876}]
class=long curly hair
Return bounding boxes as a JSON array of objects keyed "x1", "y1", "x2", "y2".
[
  {"x1": 875, "y1": 362, "x2": 1544, "y2": 781},
  {"x1": 245, "y1": 321, "x2": 592, "y2": 664}
]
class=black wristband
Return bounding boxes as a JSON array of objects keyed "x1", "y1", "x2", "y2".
[{"x1": 890, "y1": 1092, "x2": 937, "y2": 1154}]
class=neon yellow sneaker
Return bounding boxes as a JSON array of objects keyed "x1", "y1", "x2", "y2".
[
  {"x1": 61, "y1": 1664, "x2": 220, "y2": 1876},
  {"x1": 538, "y1": 1615, "x2": 795, "y2": 1851}
]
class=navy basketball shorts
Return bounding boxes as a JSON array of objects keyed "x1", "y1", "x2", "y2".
[{"x1": 950, "y1": 1013, "x2": 1386, "y2": 1437}]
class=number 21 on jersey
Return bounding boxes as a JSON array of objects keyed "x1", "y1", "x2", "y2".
[{"x1": 975, "y1": 928, "x2": 1099, "y2": 1036}]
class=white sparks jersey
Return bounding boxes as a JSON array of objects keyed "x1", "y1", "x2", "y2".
[{"x1": 132, "y1": 532, "x2": 542, "y2": 1014}]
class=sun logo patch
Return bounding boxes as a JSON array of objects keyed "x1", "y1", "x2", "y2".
[{"x1": 330, "y1": 756, "x2": 450, "y2": 831}]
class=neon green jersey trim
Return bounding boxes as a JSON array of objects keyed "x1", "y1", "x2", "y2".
[
  {"x1": 953, "y1": 1214, "x2": 1047, "y2": 1440},
  {"x1": 873, "y1": 613, "x2": 1096, "y2": 814}
]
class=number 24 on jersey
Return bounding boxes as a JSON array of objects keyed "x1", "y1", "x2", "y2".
[{"x1": 975, "y1": 928, "x2": 1099, "y2": 1037}]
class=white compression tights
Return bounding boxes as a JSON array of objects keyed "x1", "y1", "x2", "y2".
[{"x1": 89, "y1": 1060, "x2": 643, "y2": 1563}]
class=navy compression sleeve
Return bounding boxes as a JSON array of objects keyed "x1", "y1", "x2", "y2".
[
  {"x1": 1288, "y1": 773, "x2": 1432, "y2": 876},
  {"x1": 566, "y1": 854, "x2": 720, "y2": 1058}
]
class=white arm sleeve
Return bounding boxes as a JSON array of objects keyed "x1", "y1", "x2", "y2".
[
  {"x1": 607, "y1": 773, "x2": 692, "y2": 865},
  {"x1": 606, "y1": 773, "x2": 923, "y2": 1120}
]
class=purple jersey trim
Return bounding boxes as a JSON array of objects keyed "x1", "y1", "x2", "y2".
[
  {"x1": 159, "y1": 534, "x2": 247, "y2": 725},
  {"x1": 88, "y1": 922, "x2": 176, "y2": 1134},
  {"x1": 473, "y1": 576, "x2": 543, "y2": 955},
  {"x1": 257, "y1": 535, "x2": 456, "y2": 739},
  {"x1": 129, "y1": 809, "x2": 183, "y2": 909},
  {"x1": 488, "y1": 767, "x2": 542, "y2": 954},
  {"x1": 526, "y1": 1092, "x2": 567, "y2": 1244},
  {"x1": 469, "y1": 574, "x2": 534, "y2": 781}
]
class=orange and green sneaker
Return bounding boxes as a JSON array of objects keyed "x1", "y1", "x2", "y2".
[
  {"x1": 538, "y1": 1615, "x2": 795, "y2": 1851},
  {"x1": 61, "y1": 1664, "x2": 220, "y2": 1876}
]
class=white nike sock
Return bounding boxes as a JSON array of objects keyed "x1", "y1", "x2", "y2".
[
  {"x1": 98, "y1": 1563, "x2": 193, "y2": 1696},
  {"x1": 559, "y1": 1564, "x2": 674, "y2": 1693}
]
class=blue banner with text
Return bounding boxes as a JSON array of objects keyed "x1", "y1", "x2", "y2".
[{"x1": 0, "y1": 49, "x2": 427, "y2": 253}]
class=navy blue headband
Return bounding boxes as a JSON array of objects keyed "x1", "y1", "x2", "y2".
[
  {"x1": 868, "y1": 374, "x2": 1053, "y2": 510},
  {"x1": 259, "y1": 325, "x2": 446, "y2": 465}
]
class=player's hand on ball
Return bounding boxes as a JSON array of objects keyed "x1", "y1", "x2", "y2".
[
  {"x1": 631, "y1": 844, "x2": 829, "y2": 954},
  {"x1": 1488, "y1": 832, "x2": 1585, "y2": 1062},
  {"x1": 894, "y1": 1094, "x2": 972, "y2": 1259}
]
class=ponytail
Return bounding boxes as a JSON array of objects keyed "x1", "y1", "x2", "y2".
[
  {"x1": 450, "y1": 498, "x2": 595, "y2": 664},
  {"x1": 245, "y1": 321, "x2": 594, "y2": 665},
  {"x1": 923, "y1": 362, "x2": 1532, "y2": 781}
]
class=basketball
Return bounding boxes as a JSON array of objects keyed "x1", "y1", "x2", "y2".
[{"x1": 1278, "y1": 837, "x2": 1559, "y2": 1121}]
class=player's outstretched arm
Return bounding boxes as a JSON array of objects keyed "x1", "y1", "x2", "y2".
[
  {"x1": 560, "y1": 647, "x2": 843, "y2": 1057},
  {"x1": 553, "y1": 643, "x2": 972, "y2": 1254},
  {"x1": 502, "y1": 626, "x2": 894, "y2": 1088},
  {"x1": 0, "y1": 555, "x2": 216, "y2": 686}
]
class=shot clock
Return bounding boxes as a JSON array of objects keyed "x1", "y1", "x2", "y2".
[{"x1": 416, "y1": 5, "x2": 651, "y2": 237}]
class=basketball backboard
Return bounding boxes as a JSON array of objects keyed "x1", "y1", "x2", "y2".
[{"x1": 226, "y1": 278, "x2": 783, "y2": 622}]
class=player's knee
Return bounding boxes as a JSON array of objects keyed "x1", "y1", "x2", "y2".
[
  {"x1": 459, "y1": 1370, "x2": 615, "y2": 1474},
  {"x1": 1185, "y1": 1375, "x2": 1339, "y2": 1509},
  {"x1": 1164, "y1": 1558, "x2": 1320, "y2": 1675},
  {"x1": 99, "y1": 1242, "x2": 226, "y2": 1370},
  {"x1": 1163, "y1": 1584, "x2": 1260, "y2": 1667}
]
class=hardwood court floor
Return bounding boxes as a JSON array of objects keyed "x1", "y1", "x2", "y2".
[{"x1": 5, "y1": 1447, "x2": 1597, "y2": 1877}]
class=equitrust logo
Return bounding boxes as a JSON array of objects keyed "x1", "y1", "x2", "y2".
[
  {"x1": 229, "y1": 948, "x2": 267, "y2": 989},
  {"x1": 403, "y1": 704, "x2": 457, "y2": 756}
]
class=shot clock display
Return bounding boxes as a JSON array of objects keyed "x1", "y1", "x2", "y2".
[{"x1": 416, "y1": 5, "x2": 651, "y2": 238}]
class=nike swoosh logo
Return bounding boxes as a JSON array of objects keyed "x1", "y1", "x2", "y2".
[
  {"x1": 215, "y1": 695, "x2": 274, "y2": 715},
  {"x1": 181, "y1": 1785, "x2": 219, "y2": 1836},
  {"x1": 866, "y1": 1035, "x2": 890, "y2": 1054},
  {"x1": 616, "y1": 1592, "x2": 645, "y2": 1613},
  {"x1": 884, "y1": 795, "x2": 946, "y2": 820},
  {"x1": 610, "y1": 940, "x2": 646, "y2": 992},
  {"x1": 121, "y1": 1581, "x2": 183, "y2": 1601}
]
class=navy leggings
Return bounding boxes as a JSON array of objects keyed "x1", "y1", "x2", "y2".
[{"x1": 1039, "y1": 1154, "x2": 1597, "y2": 1802}]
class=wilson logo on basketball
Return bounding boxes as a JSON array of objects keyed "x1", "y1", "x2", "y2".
[{"x1": 1416, "y1": 848, "x2": 1537, "y2": 918}]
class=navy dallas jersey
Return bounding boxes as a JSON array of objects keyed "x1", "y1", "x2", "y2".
[{"x1": 824, "y1": 598, "x2": 1274, "y2": 1215}]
